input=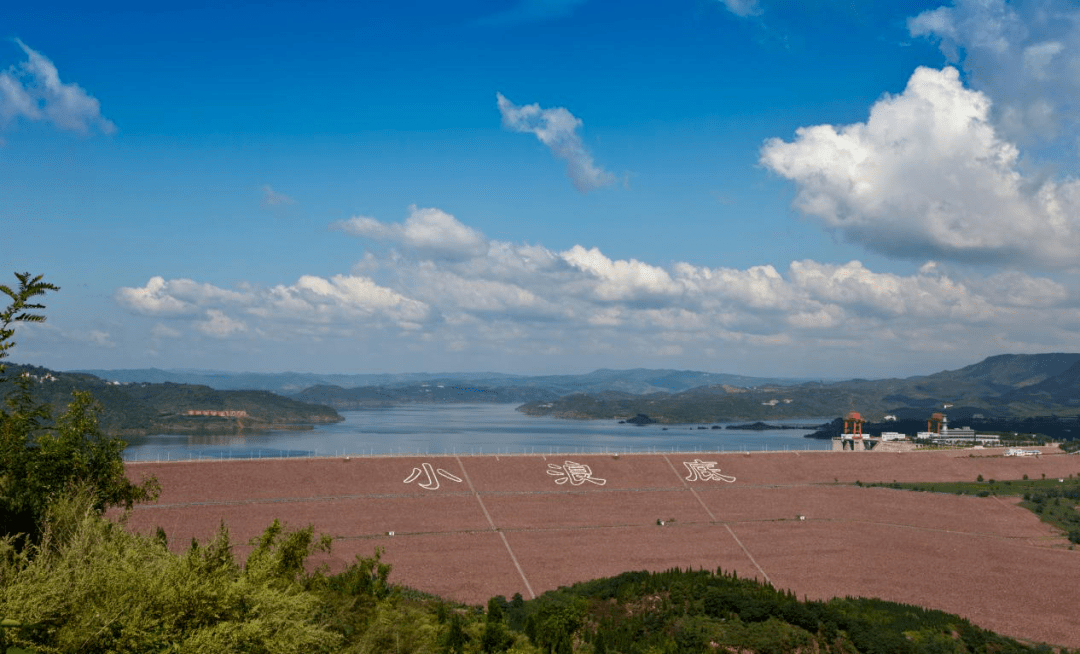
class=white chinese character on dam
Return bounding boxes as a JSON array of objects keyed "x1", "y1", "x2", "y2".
[
  {"x1": 547, "y1": 461, "x2": 606, "y2": 486},
  {"x1": 683, "y1": 459, "x2": 736, "y2": 483},
  {"x1": 404, "y1": 462, "x2": 463, "y2": 491}
]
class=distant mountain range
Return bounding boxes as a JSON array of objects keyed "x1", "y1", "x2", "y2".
[
  {"x1": 517, "y1": 353, "x2": 1080, "y2": 423},
  {"x1": 73, "y1": 367, "x2": 817, "y2": 396},
  {"x1": 10, "y1": 353, "x2": 1080, "y2": 432}
]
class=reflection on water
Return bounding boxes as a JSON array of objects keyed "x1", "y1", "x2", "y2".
[
  {"x1": 122, "y1": 404, "x2": 830, "y2": 461},
  {"x1": 184, "y1": 433, "x2": 249, "y2": 447}
]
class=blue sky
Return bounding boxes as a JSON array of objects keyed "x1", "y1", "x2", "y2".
[{"x1": 4, "y1": 0, "x2": 1080, "y2": 378}]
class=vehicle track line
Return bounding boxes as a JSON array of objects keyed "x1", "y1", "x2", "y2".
[
  {"x1": 663, "y1": 454, "x2": 771, "y2": 585},
  {"x1": 456, "y1": 456, "x2": 536, "y2": 599}
]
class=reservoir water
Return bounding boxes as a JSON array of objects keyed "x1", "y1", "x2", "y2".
[{"x1": 121, "y1": 404, "x2": 831, "y2": 461}]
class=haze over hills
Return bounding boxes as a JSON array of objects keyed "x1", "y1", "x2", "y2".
[
  {"x1": 517, "y1": 353, "x2": 1080, "y2": 423},
  {"x1": 72, "y1": 367, "x2": 817, "y2": 397},
  {"x1": 11, "y1": 353, "x2": 1080, "y2": 433}
]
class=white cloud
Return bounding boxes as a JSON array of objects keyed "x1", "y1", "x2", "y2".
[
  {"x1": 760, "y1": 66, "x2": 1080, "y2": 267},
  {"x1": 118, "y1": 272, "x2": 430, "y2": 339},
  {"x1": 1022, "y1": 41, "x2": 1064, "y2": 80},
  {"x1": 196, "y1": 310, "x2": 247, "y2": 338},
  {"x1": 87, "y1": 330, "x2": 113, "y2": 347},
  {"x1": 497, "y1": 93, "x2": 616, "y2": 193},
  {"x1": 266, "y1": 274, "x2": 430, "y2": 325},
  {"x1": 261, "y1": 185, "x2": 295, "y2": 206},
  {"x1": 407, "y1": 264, "x2": 554, "y2": 317},
  {"x1": 0, "y1": 39, "x2": 115, "y2": 134},
  {"x1": 116, "y1": 277, "x2": 196, "y2": 315},
  {"x1": 114, "y1": 207, "x2": 1080, "y2": 376},
  {"x1": 970, "y1": 271, "x2": 1070, "y2": 308},
  {"x1": 561, "y1": 245, "x2": 681, "y2": 303},
  {"x1": 719, "y1": 0, "x2": 762, "y2": 18},
  {"x1": 673, "y1": 262, "x2": 793, "y2": 311},
  {"x1": 115, "y1": 276, "x2": 248, "y2": 315},
  {"x1": 787, "y1": 260, "x2": 996, "y2": 322},
  {"x1": 908, "y1": 0, "x2": 1080, "y2": 149},
  {"x1": 335, "y1": 205, "x2": 489, "y2": 260}
]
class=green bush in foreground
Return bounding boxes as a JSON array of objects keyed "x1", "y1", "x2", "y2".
[{"x1": 0, "y1": 492, "x2": 341, "y2": 654}]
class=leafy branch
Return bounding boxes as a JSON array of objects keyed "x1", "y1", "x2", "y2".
[{"x1": 0, "y1": 272, "x2": 59, "y2": 370}]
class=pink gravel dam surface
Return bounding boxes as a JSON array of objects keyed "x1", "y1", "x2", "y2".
[{"x1": 122, "y1": 448, "x2": 1080, "y2": 647}]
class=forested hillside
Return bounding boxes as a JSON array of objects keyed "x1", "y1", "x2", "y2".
[
  {"x1": 1, "y1": 363, "x2": 342, "y2": 436},
  {"x1": 519, "y1": 353, "x2": 1080, "y2": 423}
]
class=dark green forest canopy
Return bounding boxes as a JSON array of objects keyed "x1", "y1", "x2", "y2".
[{"x1": 514, "y1": 567, "x2": 1049, "y2": 654}]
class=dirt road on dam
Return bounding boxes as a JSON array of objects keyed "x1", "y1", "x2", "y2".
[{"x1": 121, "y1": 447, "x2": 1080, "y2": 647}]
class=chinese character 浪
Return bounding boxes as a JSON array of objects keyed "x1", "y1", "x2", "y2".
[{"x1": 547, "y1": 461, "x2": 606, "y2": 486}]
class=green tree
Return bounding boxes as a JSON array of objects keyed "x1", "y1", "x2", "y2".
[
  {"x1": 442, "y1": 612, "x2": 470, "y2": 654},
  {"x1": 0, "y1": 273, "x2": 158, "y2": 545},
  {"x1": 0, "y1": 273, "x2": 58, "y2": 366},
  {"x1": 481, "y1": 596, "x2": 514, "y2": 653}
]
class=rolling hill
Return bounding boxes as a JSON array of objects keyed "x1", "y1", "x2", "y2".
[{"x1": 1, "y1": 364, "x2": 342, "y2": 436}]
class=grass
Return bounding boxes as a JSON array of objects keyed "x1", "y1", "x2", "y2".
[{"x1": 863, "y1": 476, "x2": 1080, "y2": 543}]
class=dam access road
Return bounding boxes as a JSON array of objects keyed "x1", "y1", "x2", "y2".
[{"x1": 122, "y1": 447, "x2": 1080, "y2": 647}]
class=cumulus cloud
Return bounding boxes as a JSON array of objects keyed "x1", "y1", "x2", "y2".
[
  {"x1": 116, "y1": 206, "x2": 1080, "y2": 376},
  {"x1": 561, "y1": 245, "x2": 681, "y2": 304},
  {"x1": 969, "y1": 271, "x2": 1070, "y2": 308},
  {"x1": 497, "y1": 93, "x2": 616, "y2": 193},
  {"x1": 0, "y1": 39, "x2": 115, "y2": 134},
  {"x1": 760, "y1": 66, "x2": 1080, "y2": 267},
  {"x1": 263, "y1": 274, "x2": 430, "y2": 326},
  {"x1": 116, "y1": 276, "x2": 248, "y2": 316},
  {"x1": 115, "y1": 277, "x2": 196, "y2": 315},
  {"x1": 908, "y1": 0, "x2": 1080, "y2": 149},
  {"x1": 118, "y1": 272, "x2": 429, "y2": 338},
  {"x1": 335, "y1": 205, "x2": 489, "y2": 260},
  {"x1": 195, "y1": 310, "x2": 247, "y2": 338}
]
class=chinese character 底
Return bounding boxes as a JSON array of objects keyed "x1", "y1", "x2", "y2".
[{"x1": 683, "y1": 459, "x2": 736, "y2": 483}]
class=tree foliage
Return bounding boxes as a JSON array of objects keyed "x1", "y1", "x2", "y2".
[
  {"x1": 0, "y1": 273, "x2": 158, "y2": 545},
  {"x1": 0, "y1": 492, "x2": 341, "y2": 654},
  {"x1": 0, "y1": 272, "x2": 58, "y2": 367}
]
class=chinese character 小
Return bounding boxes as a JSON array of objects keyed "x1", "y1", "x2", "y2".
[{"x1": 404, "y1": 462, "x2": 463, "y2": 490}]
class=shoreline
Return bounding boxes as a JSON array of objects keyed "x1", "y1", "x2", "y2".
[{"x1": 124, "y1": 443, "x2": 1067, "y2": 465}]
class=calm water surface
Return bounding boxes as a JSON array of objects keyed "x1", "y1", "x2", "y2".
[{"x1": 121, "y1": 404, "x2": 830, "y2": 461}]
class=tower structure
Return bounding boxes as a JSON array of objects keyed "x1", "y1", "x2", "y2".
[
  {"x1": 844, "y1": 411, "x2": 865, "y2": 437},
  {"x1": 836, "y1": 411, "x2": 869, "y2": 451},
  {"x1": 928, "y1": 412, "x2": 947, "y2": 435}
]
